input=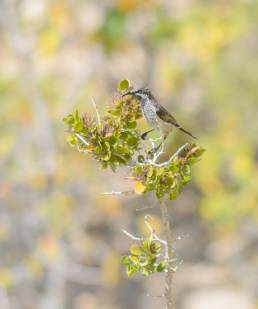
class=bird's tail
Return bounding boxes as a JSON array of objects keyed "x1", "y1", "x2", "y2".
[{"x1": 178, "y1": 126, "x2": 197, "y2": 139}]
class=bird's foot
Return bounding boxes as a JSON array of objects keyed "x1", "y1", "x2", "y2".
[
  {"x1": 147, "y1": 142, "x2": 162, "y2": 158},
  {"x1": 141, "y1": 129, "x2": 155, "y2": 140},
  {"x1": 141, "y1": 132, "x2": 149, "y2": 140}
]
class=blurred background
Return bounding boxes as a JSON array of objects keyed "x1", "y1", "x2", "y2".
[{"x1": 0, "y1": 0, "x2": 258, "y2": 308}]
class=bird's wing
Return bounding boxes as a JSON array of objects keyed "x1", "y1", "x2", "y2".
[
  {"x1": 155, "y1": 104, "x2": 180, "y2": 127},
  {"x1": 155, "y1": 103, "x2": 197, "y2": 139}
]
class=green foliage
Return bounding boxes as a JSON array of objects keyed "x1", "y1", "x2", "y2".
[
  {"x1": 2, "y1": 0, "x2": 258, "y2": 304},
  {"x1": 121, "y1": 236, "x2": 167, "y2": 277},
  {"x1": 63, "y1": 80, "x2": 205, "y2": 277},
  {"x1": 63, "y1": 80, "x2": 205, "y2": 195},
  {"x1": 63, "y1": 91, "x2": 142, "y2": 171},
  {"x1": 94, "y1": 9, "x2": 126, "y2": 52},
  {"x1": 118, "y1": 79, "x2": 130, "y2": 92},
  {"x1": 133, "y1": 144, "x2": 205, "y2": 200}
]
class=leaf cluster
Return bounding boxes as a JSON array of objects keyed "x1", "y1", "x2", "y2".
[
  {"x1": 63, "y1": 92, "x2": 141, "y2": 171},
  {"x1": 133, "y1": 144, "x2": 205, "y2": 200},
  {"x1": 121, "y1": 236, "x2": 167, "y2": 277}
]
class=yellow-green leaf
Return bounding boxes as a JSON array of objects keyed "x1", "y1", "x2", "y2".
[
  {"x1": 118, "y1": 79, "x2": 130, "y2": 92},
  {"x1": 130, "y1": 244, "x2": 142, "y2": 256}
]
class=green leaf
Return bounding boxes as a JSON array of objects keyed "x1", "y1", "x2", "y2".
[
  {"x1": 156, "y1": 189, "x2": 164, "y2": 199},
  {"x1": 107, "y1": 136, "x2": 117, "y2": 145},
  {"x1": 127, "y1": 121, "x2": 136, "y2": 129},
  {"x1": 74, "y1": 109, "x2": 80, "y2": 122},
  {"x1": 115, "y1": 145, "x2": 125, "y2": 154},
  {"x1": 110, "y1": 163, "x2": 116, "y2": 172},
  {"x1": 130, "y1": 244, "x2": 143, "y2": 256},
  {"x1": 120, "y1": 132, "x2": 128, "y2": 140},
  {"x1": 156, "y1": 261, "x2": 167, "y2": 272},
  {"x1": 156, "y1": 168, "x2": 164, "y2": 176},
  {"x1": 142, "y1": 239, "x2": 150, "y2": 251},
  {"x1": 169, "y1": 189, "x2": 178, "y2": 200},
  {"x1": 181, "y1": 174, "x2": 191, "y2": 185},
  {"x1": 127, "y1": 266, "x2": 138, "y2": 277},
  {"x1": 108, "y1": 109, "x2": 120, "y2": 116},
  {"x1": 112, "y1": 154, "x2": 127, "y2": 164},
  {"x1": 188, "y1": 157, "x2": 200, "y2": 165},
  {"x1": 95, "y1": 146, "x2": 102, "y2": 154},
  {"x1": 130, "y1": 255, "x2": 139, "y2": 264},
  {"x1": 127, "y1": 136, "x2": 138, "y2": 147},
  {"x1": 148, "y1": 257, "x2": 157, "y2": 268},
  {"x1": 150, "y1": 241, "x2": 161, "y2": 254},
  {"x1": 147, "y1": 166, "x2": 154, "y2": 178},
  {"x1": 165, "y1": 176, "x2": 174, "y2": 187},
  {"x1": 194, "y1": 148, "x2": 206, "y2": 157},
  {"x1": 63, "y1": 114, "x2": 74, "y2": 126},
  {"x1": 118, "y1": 79, "x2": 130, "y2": 92},
  {"x1": 142, "y1": 264, "x2": 155, "y2": 276},
  {"x1": 101, "y1": 162, "x2": 108, "y2": 169},
  {"x1": 142, "y1": 235, "x2": 153, "y2": 252},
  {"x1": 120, "y1": 256, "x2": 129, "y2": 265},
  {"x1": 67, "y1": 135, "x2": 77, "y2": 146},
  {"x1": 74, "y1": 122, "x2": 84, "y2": 133},
  {"x1": 182, "y1": 164, "x2": 191, "y2": 175},
  {"x1": 169, "y1": 162, "x2": 179, "y2": 172}
]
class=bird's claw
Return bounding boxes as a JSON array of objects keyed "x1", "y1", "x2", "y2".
[
  {"x1": 141, "y1": 132, "x2": 149, "y2": 140},
  {"x1": 147, "y1": 149, "x2": 155, "y2": 159}
]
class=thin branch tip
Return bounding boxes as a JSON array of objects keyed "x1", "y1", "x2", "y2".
[{"x1": 91, "y1": 96, "x2": 101, "y2": 125}]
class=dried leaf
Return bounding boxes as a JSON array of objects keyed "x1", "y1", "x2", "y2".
[{"x1": 134, "y1": 181, "x2": 146, "y2": 194}]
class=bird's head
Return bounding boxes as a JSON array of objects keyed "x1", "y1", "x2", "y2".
[{"x1": 122, "y1": 88, "x2": 152, "y2": 100}]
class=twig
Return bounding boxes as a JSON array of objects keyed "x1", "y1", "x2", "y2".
[
  {"x1": 135, "y1": 205, "x2": 155, "y2": 212},
  {"x1": 144, "y1": 215, "x2": 167, "y2": 245},
  {"x1": 170, "y1": 259, "x2": 183, "y2": 273},
  {"x1": 148, "y1": 143, "x2": 189, "y2": 167},
  {"x1": 146, "y1": 293, "x2": 165, "y2": 298},
  {"x1": 103, "y1": 190, "x2": 135, "y2": 196},
  {"x1": 159, "y1": 199, "x2": 174, "y2": 309},
  {"x1": 122, "y1": 229, "x2": 143, "y2": 241},
  {"x1": 75, "y1": 133, "x2": 90, "y2": 146},
  {"x1": 91, "y1": 97, "x2": 101, "y2": 125}
]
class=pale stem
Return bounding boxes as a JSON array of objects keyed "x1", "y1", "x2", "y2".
[
  {"x1": 144, "y1": 215, "x2": 167, "y2": 245},
  {"x1": 121, "y1": 229, "x2": 143, "y2": 241},
  {"x1": 75, "y1": 133, "x2": 90, "y2": 146},
  {"x1": 148, "y1": 143, "x2": 189, "y2": 167},
  {"x1": 103, "y1": 190, "x2": 135, "y2": 196},
  {"x1": 91, "y1": 97, "x2": 101, "y2": 125},
  {"x1": 159, "y1": 199, "x2": 173, "y2": 309}
]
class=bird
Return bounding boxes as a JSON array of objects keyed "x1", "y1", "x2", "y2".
[{"x1": 122, "y1": 88, "x2": 197, "y2": 152}]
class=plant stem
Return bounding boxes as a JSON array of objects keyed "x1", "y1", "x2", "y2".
[{"x1": 159, "y1": 199, "x2": 173, "y2": 309}]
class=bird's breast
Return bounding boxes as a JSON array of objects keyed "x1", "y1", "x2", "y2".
[{"x1": 141, "y1": 99, "x2": 158, "y2": 128}]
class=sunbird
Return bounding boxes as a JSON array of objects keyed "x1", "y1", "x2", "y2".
[{"x1": 123, "y1": 88, "x2": 197, "y2": 152}]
